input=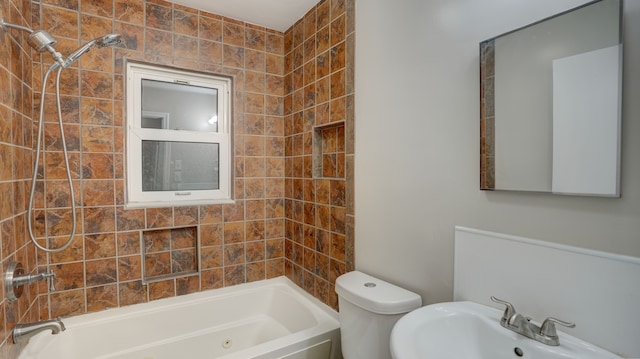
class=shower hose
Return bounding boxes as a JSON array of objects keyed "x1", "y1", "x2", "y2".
[{"x1": 27, "y1": 64, "x2": 77, "y2": 253}]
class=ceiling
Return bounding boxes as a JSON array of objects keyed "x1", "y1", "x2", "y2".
[{"x1": 169, "y1": 0, "x2": 320, "y2": 32}]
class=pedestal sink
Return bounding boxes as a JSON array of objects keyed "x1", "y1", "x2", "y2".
[{"x1": 390, "y1": 301, "x2": 623, "y2": 359}]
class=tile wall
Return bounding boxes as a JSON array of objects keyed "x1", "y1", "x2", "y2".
[
  {"x1": 0, "y1": 0, "x2": 354, "y2": 356},
  {"x1": 0, "y1": 0, "x2": 40, "y2": 356},
  {"x1": 283, "y1": 0, "x2": 355, "y2": 309}
]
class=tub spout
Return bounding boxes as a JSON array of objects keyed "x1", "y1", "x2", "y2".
[{"x1": 13, "y1": 318, "x2": 66, "y2": 344}]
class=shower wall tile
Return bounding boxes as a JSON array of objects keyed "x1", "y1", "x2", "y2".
[
  {"x1": 284, "y1": 0, "x2": 354, "y2": 310},
  {"x1": 2, "y1": 0, "x2": 354, "y2": 356}
]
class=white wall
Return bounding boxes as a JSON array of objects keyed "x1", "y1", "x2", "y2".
[{"x1": 355, "y1": 0, "x2": 640, "y2": 304}]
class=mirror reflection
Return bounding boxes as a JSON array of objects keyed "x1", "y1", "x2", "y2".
[{"x1": 480, "y1": 0, "x2": 622, "y2": 196}]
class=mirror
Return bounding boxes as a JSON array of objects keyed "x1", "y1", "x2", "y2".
[{"x1": 480, "y1": 0, "x2": 622, "y2": 196}]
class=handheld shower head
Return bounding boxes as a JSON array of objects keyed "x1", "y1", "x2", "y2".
[
  {"x1": 61, "y1": 34, "x2": 122, "y2": 68},
  {"x1": 97, "y1": 33, "x2": 122, "y2": 47}
]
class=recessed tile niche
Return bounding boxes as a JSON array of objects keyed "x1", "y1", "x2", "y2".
[
  {"x1": 143, "y1": 226, "x2": 198, "y2": 281},
  {"x1": 313, "y1": 122, "x2": 346, "y2": 179}
]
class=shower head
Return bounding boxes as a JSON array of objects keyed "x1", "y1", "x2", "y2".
[
  {"x1": 62, "y1": 34, "x2": 122, "y2": 68},
  {"x1": 1, "y1": 19, "x2": 65, "y2": 66}
]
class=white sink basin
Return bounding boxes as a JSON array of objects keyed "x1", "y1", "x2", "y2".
[{"x1": 390, "y1": 301, "x2": 623, "y2": 359}]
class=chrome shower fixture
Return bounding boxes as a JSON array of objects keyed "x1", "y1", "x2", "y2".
[
  {"x1": 2, "y1": 19, "x2": 121, "y2": 253},
  {"x1": 61, "y1": 33, "x2": 121, "y2": 69},
  {"x1": 1, "y1": 18, "x2": 65, "y2": 67}
]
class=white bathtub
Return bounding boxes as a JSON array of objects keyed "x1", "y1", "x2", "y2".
[{"x1": 18, "y1": 277, "x2": 342, "y2": 359}]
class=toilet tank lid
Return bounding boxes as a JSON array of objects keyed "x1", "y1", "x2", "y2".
[{"x1": 335, "y1": 271, "x2": 422, "y2": 315}]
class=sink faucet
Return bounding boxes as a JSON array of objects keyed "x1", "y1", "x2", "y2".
[
  {"x1": 12, "y1": 318, "x2": 66, "y2": 344},
  {"x1": 490, "y1": 296, "x2": 575, "y2": 346}
]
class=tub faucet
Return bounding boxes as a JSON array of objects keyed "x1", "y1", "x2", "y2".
[
  {"x1": 13, "y1": 318, "x2": 66, "y2": 344},
  {"x1": 490, "y1": 296, "x2": 575, "y2": 346}
]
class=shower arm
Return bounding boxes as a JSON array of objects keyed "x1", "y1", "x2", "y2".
[
  {"x1": 1, "y1": 19, "x2": 34, "y2": 33},
  {"x1": 1, "y1": 18, "x2": 65, "y2": 67}
]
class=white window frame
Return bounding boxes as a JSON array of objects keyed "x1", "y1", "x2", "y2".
[{"x1": 126, "y1": 61, "x2": 234, "y2": 207}]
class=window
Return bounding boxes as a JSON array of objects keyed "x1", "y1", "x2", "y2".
[{"x1": 126, "y1": 62, "x2": 233, "y2": 207}]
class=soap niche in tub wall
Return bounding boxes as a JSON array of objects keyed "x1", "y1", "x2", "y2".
[
  {"x1": 313, "y1": 121, "x2": 346, "y2": 179},
  {"x1": 142, "y1": 226, "x2": 198, "y2": 282}
]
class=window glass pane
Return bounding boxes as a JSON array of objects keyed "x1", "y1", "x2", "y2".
[
  {"x1": 142, "y1": 141, "x2": 220, "y2": 191},
  {"x1": 141, "y1": 79, "x2": 219, "y2": 132}
]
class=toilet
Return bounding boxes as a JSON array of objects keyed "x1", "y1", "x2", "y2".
[{"x1": 335, "y1": 271, "x2": 422, "y2": 359}]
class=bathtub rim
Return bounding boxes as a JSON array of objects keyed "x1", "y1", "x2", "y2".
[{"x1": 19, "y1": 275, "x2": 340, "y2": 359}]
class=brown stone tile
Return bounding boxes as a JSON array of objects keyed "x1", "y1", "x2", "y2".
[
  {"x1": 266, "y1": 258, "x2": 284, "y2": 278},
  {"x1": 317, "y1": 0, "x2": 331, "y2": 29},
  {"x1": 265, "y1": 198, "x2": 284, "y2": 219},
  {"x1": 266, "y1": 137, "x2": 284, "y2": 157},
  {"x1": 316, "y1": 252, "x2": 331, "y2": 281},
  {"x1": 199, "y1": 205, "x2": 222, "y2": 224},
  {"x1": 145, "y1": 28, "x2": 172, "y2": 58},
  {"x1": 144, "y1": 229, "x2": 171, "y2": 253},
  {"x1": 172, "y1": 248, "x2": 197, "y2": 273},
  {"x1": 171, "y1": 226, "x2": 196, "y2": 249},
  {"x1": 49, "y1": 235, "x2": 84, "y2": 263},
  {"x1": 315, "y1": 277, "x2": 330, "y2": 305},
  {"x1": 80, "y1": 70, "x2": 113, "y2": 99},
  {"x1": 224, "y1": 264, "x2": 245, "y2": 286},
  {"x1": 292, "y1": 20, "x2": 304, "y2": 48},
  {"x1": 199, "y1": 39, "x2": 223, "y2": 64},
  {"x1": 42, "y1": 5, "x2": 79, "y2": 39},
  {"x1": 245, "y1": 27, "x2": 265, "y2": 51},
  {"x1": 52, "y1": 262, "x2": 85, "y2": 290},
  {"x1": 330, "y1": 15, "x2": 345, "y2": 47},
  {"x1": 116, "y1": 207, "x2": 145, "y2": 231},
  {"x1": 329, "y1": 258, "x2": 346, "y2": 283},
  {"x1": 85, "y1": 232, "x2": 116, "y2": 259},
  {"x1": 223, "y1": 21, "x2": 244, "y2": 46},
  {"x1": 43, "y1": 208, "x2": 79, "y2": 238},
  {"x1": 199, "y1": 16, "x2": 222, "y2": 41},
  {"x1": 245, "y1": 49, "x2": 265, "y2": 72},
  {"x1": 201, "y1": 223, "x2": 223, "y2": 247},
  {"x1": 174, "y1": 206, "x2": 198, "y2": 226},
  {"x1": 117, "y1": 231, "x2": 140, "y2": 255},
  {"x1": 146, "y1": 207, "x2": 173, "y2": 228},
  {"x1": 81, "y1": 98, "x2": 113, "y2": 125},
  {"x1": 146, "y1": 2, "x2": 171, "y2": 30},
  {"x1": 224, "y1": 243, "x2": 245, "y2": 265},
  {"x1": 86, "y1": 258, "x2": 118, "y2": 286},
  {"x1": 144, "y1": 251, "x2": 171, "y2": 277},
  {"x1": 315, "y1": 229, "x2": 331, "y2": 255},
  {"x1": 201, "y1": 245, "x2": 223, "y2": 269},
  {"x1": 50, "y1": 289, "x2": 85, "y2": 317},
  {"x1": 222, "y1": 221, "x2": 244, "y2": 244},
  {"x1": 115, "y1": 0, "x2": 144, "y2": 25},
  {"x1": 149, "y1": 279, "x2": 175, "y2": 301},
  {"x1": 246, "y1": 261, "x2": 265, "y2": 282},
  {"x1": 176, "y1": 275, "x2": 200, "y2": 295},
  {"x1": 173, "y1": 34, "x2": 198, "y2": 60},
  {"x1": 118, "y1": 255, "x2": 142, "y2": 281},
  {"x1": 245, "y1": 240, "x2": 265, "y2": 262},
  {"x1": 330, "y1": 180, "x2": 346, "y2": 206},
  {"x1": 81, "y1": 126, "x2": 113, "y2": 153},
  {"x1": 118, "y1": 280, "x2": 147, "y2": 306},
  {"x1": 223, "y1": 201, "x2": 244, "y2": 222},
  {"x1": 173, "y1": 9, "x2": 198, "y2": 36},
  {"x1": 331, "y1": 0, "x2": 346, "y2": 19},
  {"x1": 45, "y1": 152, "x2": 81, "y2": 180},
  {"x1": 246, "y1": 220, "x2": 265, "y2": 241},
  {"x1": 201, "y1": 268, "x2": 223, "y2": 290}
]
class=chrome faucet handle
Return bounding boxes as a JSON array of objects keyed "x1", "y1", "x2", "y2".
[
  {"x1": 540, "y1": 317, "x2": 576, "y2": 338},
  {"x1": 490, "y1": 296, "x2": 517, "y2": 325},
  {"x1": 45, "y1": 271, "x2": 56, "y2": 291}
]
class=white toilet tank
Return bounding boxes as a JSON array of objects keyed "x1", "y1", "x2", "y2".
[{"x1": 335, "y1": 271, "x2": 422, "y2": 359}]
